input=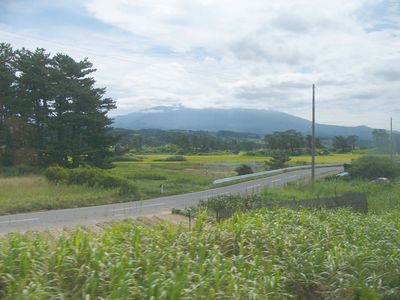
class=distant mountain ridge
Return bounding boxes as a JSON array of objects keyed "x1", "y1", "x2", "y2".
[{"x1": 113, "y1": 107, "x2": 374, "y2": 140}]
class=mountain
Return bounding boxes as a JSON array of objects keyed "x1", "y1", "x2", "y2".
[{"x1": 113, "y1": 106, "x2": 374, "y2": 140}]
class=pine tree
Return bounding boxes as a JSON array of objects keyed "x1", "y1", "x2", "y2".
[
  {"x1": 0, "y1": 45, "x2": 116, "y2": 167},
  {"x1": 0, "y1": 43, "x2": 17, "y2": 165},
  {"x1": 45, "y1": 54, "x2": 116, "y2": 167}
]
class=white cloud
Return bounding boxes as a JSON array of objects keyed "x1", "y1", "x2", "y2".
[{"x1": 1, "y1": 0, "x2": 399, "y2": 128}]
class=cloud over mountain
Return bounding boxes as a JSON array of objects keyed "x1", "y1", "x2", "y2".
[{"x1": 1, "y1": 0, "x2": 399, "y2": 128}]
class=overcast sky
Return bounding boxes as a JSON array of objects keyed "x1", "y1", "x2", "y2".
[{"x1": 1, "y1": 0, "x2": 399, "y2": 128}]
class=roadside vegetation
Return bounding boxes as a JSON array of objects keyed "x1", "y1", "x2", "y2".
[
  {"x1": 1, "y1": 154, "x2": 399, "y2": 215},
  {"x1": 214, "y1": 178, "x2": 400, "y2": 214},
  {"x1": 0, "y1": 209, "x2": 399, "y2": 299},
  {"x1": 0, "y1": 176, "x2": 118, "y2": 215}
]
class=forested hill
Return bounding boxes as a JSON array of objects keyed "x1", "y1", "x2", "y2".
[{"x1": 113, "y1": 107, "x2": 374, "y2": 140}]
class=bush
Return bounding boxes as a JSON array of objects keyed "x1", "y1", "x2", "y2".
[
  {"x1": 0, "y1": 165, "x2": 43, "y2": 177},
  {"x1": 108, "y1": 154, "x2": 143, "y2": 162},
  {"x1": 45, "y1": 166, "x2": 140, "y2": 197},
  {"x1": 234, "y1": 164, "x2": 253, "y2": 175},
  {"x1": 0, "y1": 150, "x2": 14, "y2": 166},
  {"x1": 244, "y1": 150, "x2": 272, "y2": 156},
  {"x1": 128, "y1": 174, "x2": 167, "y2": 180},
  {"x1": 349, "y1": 156, "x2": 400, "y2": 180},
  {"x1": 45, "y1": 166, "x2": 69, "y2": 183},
  {"x1": 155, "y1": 155, "x2": 187, "y2": 162},
  {"x1": 266, "y1": 151, "x2": 291, "y2": 170}
]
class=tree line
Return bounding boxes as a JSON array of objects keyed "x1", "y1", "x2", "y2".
[
  {"x1": 113, "y1": 128, "x2": 264, "y2": 154},
  {"x1": 0, "y1": 43, "x2": 116, "y2": 167},
  {"x1": 114, "y1": 128, "x2": 370, "y2": 156}
]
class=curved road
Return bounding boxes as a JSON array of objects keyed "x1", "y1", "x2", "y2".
[{"x1": 0, "y1": 166, "x2": 342, "y2": 234}]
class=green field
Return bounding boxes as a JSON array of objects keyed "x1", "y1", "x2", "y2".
[
  {"x1": 0, "y1": 176, "x2": 119, "y2": 215},
  {"x1": 109, "y1": 162, "x2": 235, "y2": 198},
  {"x1": 1, "y1": 156, "x2": 400, "y2": 298},
  {"x1": 135, "y1": 153, "x2": 362, "y2": 164},
  {"x1": 1, "y1": 208, "x2": 399, "y2": 299},
  {"x1": 0, "y1": 162, "x2": 234, "y2": 215},
  {"x1": 0, "y1": 153, "x2": 364, "y2": 215}
]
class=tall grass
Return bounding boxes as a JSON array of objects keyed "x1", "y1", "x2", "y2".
[
  {"x1": 0, "y1": 209, "x2": 399, "y2": 299},
  {"x1": 0, "y1": 176, "x2": 119, "y2": 214},
  {"x1": 261, "y1": 179, "x2": 400, "y2": 213},
  {"x1": 0, "y1": 162, "x2": 234, "y2": 215}
]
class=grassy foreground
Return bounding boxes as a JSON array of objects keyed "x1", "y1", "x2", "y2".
[{"x1": 1, "y1": 209, "x2": 399, "y2": 299}]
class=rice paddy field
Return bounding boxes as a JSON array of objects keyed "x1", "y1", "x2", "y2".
[{"x1": 135, "y1": 153, "x2": 363, "y2": 164}]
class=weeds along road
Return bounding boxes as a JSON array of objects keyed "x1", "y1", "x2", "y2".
[{"x1": 0, "y1": 166, "x2": 343, "y2": 234}]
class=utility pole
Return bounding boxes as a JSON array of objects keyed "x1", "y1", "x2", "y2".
[
  {"x1": 312, "y1": 84, "x2": 316, "y2": 182},
  {"x1": 390, "y1": 117, "x2": 393, "y2": 160}
]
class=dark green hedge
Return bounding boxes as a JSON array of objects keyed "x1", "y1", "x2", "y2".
[{"x1": 45, "y1": 166, "x2": 140, "y2": 197}]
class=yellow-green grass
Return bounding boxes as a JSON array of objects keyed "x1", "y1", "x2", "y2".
[
  {"x1": 133, "y1": 153, "x2": 364, "y2": 164},
  {"x1": 290, "y1": 153, "x2": 362, "y2": 164},
  {"x1": 110, "y1": 162, "x2": 234, "y2": 198},
  {"x1": 0, "y1": 163, "x2": 235, "y2": 215},
  {"x1": 0, "y1": 152, "x2": 378, "y2": 215},
  {"x1": 0, "y1": 176, "x2": 119, "y2": 215}
]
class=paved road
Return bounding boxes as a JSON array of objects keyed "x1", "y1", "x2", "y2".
[{"x1": 0, "y1": 166, "x2": 342, "y2": 234}]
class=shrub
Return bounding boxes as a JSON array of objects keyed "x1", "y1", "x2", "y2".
[
  {"x1": 234, "y1": 164, "x2": 253, "y2": 175},
  {"x1": 265, "y1": 151, "x2": 291, "y2": 170},
  {"x1": 349, "y1": 156, "x2": 400, "y2": 180},
  {"x1": 128, "y1": 174, "x2": 167, "y2": 180},
  {"x1": 155, "y1": 155, "x2": 187, "y2": 162},
  {"x1": 45, "y1": 166, "x2": 140, "y2": 197},
  {"x1": 108, "y1": 154, "x2": 143, "y2": 162},
  {"x1": 0, "y1": 150, "x2": 14, "y2": 166},
  {"x1": 45, "y1": 166, "x2": 69, "y2": 183},
  {"x1": 0, "y1": 164, "x2": 42, "y2": 177}
]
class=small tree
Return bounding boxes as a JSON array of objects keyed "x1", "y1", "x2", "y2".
[
  {"x1": 349, "y1": 156, "x2": 400, "y2": 180},
  {"x1": 333, "y1": 136, "x2": 351, "y2": 153},
  {"x1": 235, "y1": 164, "x2": 253, "y2": 175},
  {"x1": 266, "y1": 151, "x2": 291, "y2": 170}
]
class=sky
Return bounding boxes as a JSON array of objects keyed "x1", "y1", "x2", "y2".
[{"x1": 0, "y1": 0, "x2": 399, "y2": 128}]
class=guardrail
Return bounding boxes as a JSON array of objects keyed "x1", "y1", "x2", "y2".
[{"x1": 213, "y1": 164, "x2": 344, "y2": 185}]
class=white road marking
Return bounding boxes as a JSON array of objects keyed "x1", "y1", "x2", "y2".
[
  {"x1": 288, "y1": 175, "x2": 297, "y2": 178},
  {"x1": 0, "y1": 217, "x2": 40, "y2": 225},
  {"x1": 271, "y1": 179, "x2": 281, "y2": 183},
  {"x1": 111, "y1": 203, "x2": 165, "y2": 212}
]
